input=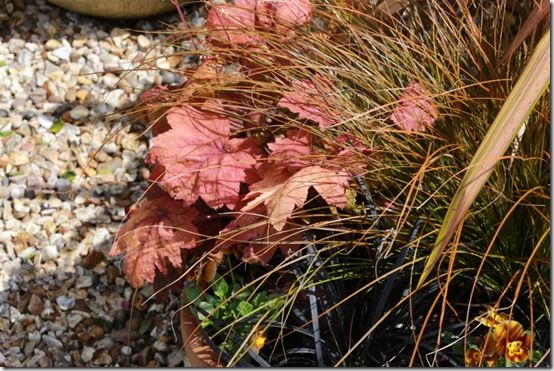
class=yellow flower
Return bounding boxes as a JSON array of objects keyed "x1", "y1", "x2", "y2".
[
  {"x1": 475, "y1": 308, "x2": 532, "y2": 365},
  {"x1": 465, "y1": 335, "x2": 499, "y2": 367},
  {"x1": 477, "y1": 306, "x2": 509, "y2": 328},
  {"x1": 492, "y1": 320, "x2": 532, "y2": 364},
  {"x1": 505, "y1": 340, "x2": 529, "y2": 363},
  {"x1": 249, "y1": 331, "x2": 267, "y2": 354}
]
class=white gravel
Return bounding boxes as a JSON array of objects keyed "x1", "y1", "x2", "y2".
[{"x1": 0, "y1": 0, "x2": 204, "y2": 366}]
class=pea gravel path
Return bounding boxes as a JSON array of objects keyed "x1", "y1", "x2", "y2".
[{"x1": 0, "y1": 0, "x2": 204, "y2": 366}]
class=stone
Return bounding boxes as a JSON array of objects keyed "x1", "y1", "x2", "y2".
[
  {"x1": 93, "y1": 350, "x2": 112, "y2": 366},
  {"x1": 27, "y1": 294, "x2": 43, "y2": 316},
  {"x1": 37, "y1": 114, "x2": 53, "y2": 129},
  {"x1": 41, "y1": 245, "x2": 59, "y2": 261},
  {"x1": 69, "y1": 105, "x2": 89, "y2": 120},
  {"x1": 50, "y1": 46, "x2": 71, "y2": 61},
  {"x1": 67, "y1": 313, "x2": 84, "y2": 328},
  {"x1": 77, "y1": 75, "x2": 92, "y2": 85},
  {"x1": 17, "y1": 247, "x2": 36, "y2": 260},
  {"x1": 45, "y1": 39, "x2": 62, "y2": 50},
  {"x1": 76, "y1": 90, "x2": 89, "y2": 102},
  {"x1": 55, "y1": 295, "x2": 75, "y2": 311},
  {"x1": 167, "y1": 349, "x2": 184, "y2": 367},
  {"x1": 96, "y1": 158, "x2": 122, "y2": 176},
  {"x1": 137, "y1": 35, "x2": 151, "y2": 48},
  {"x1": 10, "y1": 184, "x2": 26, "y2": 199},
  {"x1": 153, "y1": 340, "x2": 168, "y2": 352},
  {"x1": 104, "y1": 89, "x2": 126, "y2": 109},
  {"x1": 121, "y1": 133, "x2": 140, "y2": 151},
  {"x1": 9, "y1": 152, "x2": 29, "y2": 166},
  {"x1": 81, "y1": 347, "x2": 95, "y2": 363},
  {"x1": 42, "y1": 334, "x2": 63, "y2": 349},
  {"x1": 75, "y1": 275, "x2": 93, "y2": 289}
]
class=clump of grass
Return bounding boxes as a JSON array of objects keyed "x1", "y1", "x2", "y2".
[{"x1": 116, "y1": 0, "x2": 549, "y2": 366}]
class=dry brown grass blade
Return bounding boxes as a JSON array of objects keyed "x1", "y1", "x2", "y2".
[
  {"x1": 502, "y1": 0, "x2": 550, "y2": 64},
  {"x1": 376, "y1": 0, "x2": 409, "y2": 15},
  {"x1": 417, "y1": 29, "x2": 551, "y2": 288}
]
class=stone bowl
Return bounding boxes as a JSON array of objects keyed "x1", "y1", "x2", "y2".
[{"x1": 45, "y1": 0, "x2": 187, "y2": 19}]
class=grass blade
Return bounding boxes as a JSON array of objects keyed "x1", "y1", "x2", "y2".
[
  {"x1": 502, "y1": 0, "x2": 550, "y2": 64},
  {"x1": 417, "y1": 30, "x2": 551, "y2": 288}
]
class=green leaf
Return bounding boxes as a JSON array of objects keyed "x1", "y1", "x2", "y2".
[
  {"x1": 49, "y1": 119, "x2": 65, "y2": 134},
  {"x1": 185, "y1": 284, "x2": 202, "y2": 302},
  {"x1": 97, "y1": 166, "x2": 113, "y2": 175},
  {"x1": 61, "y1": 170, "x2": 77, "y2": 182},
  {"x1": 0, "y1": 130, "x2": 14, "y2": 137},
  {"x1": 532, "y1": 349, "x2": 543, "y2": 362},
  {"x1": 198, "y1": 300, "x2": 218, "y2": 320},
  {"x1": 417, "y1": 30, "x2": 551, "y2": 288},
  {"x1": 139, "y1": 316, "x2": 154, "y2": 335},
  {"x1": 237, "y1": 301, "x2": 254, "y2": 316},
  {"x1": 213, "y1": 278, "x2": 229, "y2": 299},
  {"x1": 252, "y1": 292, "x2": 268, "y2": 307},
  {"x1": 0, "y1": 61, "x2": 6, "y2": 67}
]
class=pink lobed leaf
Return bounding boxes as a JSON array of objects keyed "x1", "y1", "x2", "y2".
[
  {"x1": 206, "y1": 0, "x2": 262, "y2": 45},
  {"x1": 243, "y1": 165, "x2": 348, "y2": 230},
  {"x1": 272, "y1": 0, "x2": 313, "y2": 29},
  {"x1": 267, "y1": 129, "x2": 313, "y2": 172},
  {"x1": 278, "y1": 76, "x2": 340, "y2": 130},
  {"x1": 147, "y1": 101, "x2": 259, "y2": 209},
  {"x1": 108, "y1": 194, "x2": 199, "y2": 288},
  {"x1": 256, "y1": 0, "x2": 313, "y2": 31},
  {"x1": 217, "y1": 205, "x2": 300, "y2": 264},
  {"x1": 390, "y1": 82, "x2": 438, "y2": 132}
]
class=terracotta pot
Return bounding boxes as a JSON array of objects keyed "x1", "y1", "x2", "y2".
[
  {"x1": 180, "y1": 307, "x2": 222, "y2": 367},
  {"x1": 45, "y1": 0, "x2": 189, "y2": 19}
]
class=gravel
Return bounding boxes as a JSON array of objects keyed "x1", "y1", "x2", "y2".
[{"x1": 0, "y1": 0, "x2": 204, "y2": 367}]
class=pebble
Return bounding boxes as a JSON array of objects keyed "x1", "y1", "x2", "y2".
[
  {"x1": 17, "y1": 247, "x2": 36, "y2": 260},
  {"x1": 37, "y1": 115, "x2": 54, "y2": 129},
  {"x1": 45, "y1": 39, "x2": 62, "y2": 50},
  {"x1": 93, "y1": 350, "x2": 112, "y2": 366},
  {"x1": 42, "y1": 334, "x2": 63, "y2": 349},
  {"x1": 55, "y1": 295, "x2": 75, "y2": 311},
  {"x1": 67, "y1": 313, "x2": 83, "y2": 329},
  {"x1": 167, "y1": 349, "x2": 184, "y2": 367},
  {"x1": 69, "y1": 105, "x2": 89, "y2": 120},
  {"x1": 81, "y1": 347, "x2": 95, "y2": 363},
  {"x1": 9, "y1": 152, "x2": 29, "y2": 166},
  {"x1": 137, "y1": 35, "x2": 151, "y2": 48},
  {"x1": 50, "y1": 46, "x2": 72, "y2": 61},
  {"x1": 104, "y1": 89, "x2": 126, "y2": 108},
  {"x1": 41, "y1": 245, "x2": 59, "y2": 261},
  {"x1": 27, "y1": 294, "x2": 43, "y2": 316},
  {"x1": 10, "y1": 185, "x2": 26, "y2": 199},
  {"x1": 75, "y1": 275, "x2": 93, "y2": 289}
]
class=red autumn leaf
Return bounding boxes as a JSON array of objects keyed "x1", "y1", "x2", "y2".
[
  {"x1": 267, "y1": 129, "x2": 313, "y2": 172},
  {"x1": 256, "y1": 0, "x2": 313, "y2": 31},
  {"x1": 147, "y1": 101, "x2": 259, "y2": 210},
  {"x1": 206, "y1": 0, "x2": 262, "y2": 45},
  {"x1": 278, "y1": 75, "x2": 340, "y2": 130},
  {"x1": 243, "y1": 165, "x2": 348, "y2": 231},
  {"x1": 334, "y1": 148, "x2": 369, "y2": 175},
  {"x1": 108, "y1": 194, "x2": 199, "y2": 288},
  {"x1": 217, "y1": 205, "x2": 300, "y2": 264},
  {"x1": 390, "y1": 82, "x2": 438, "y2": 132},
  {"x1": 272, "y1": 0, "x2": 313, "y2": 30}
]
